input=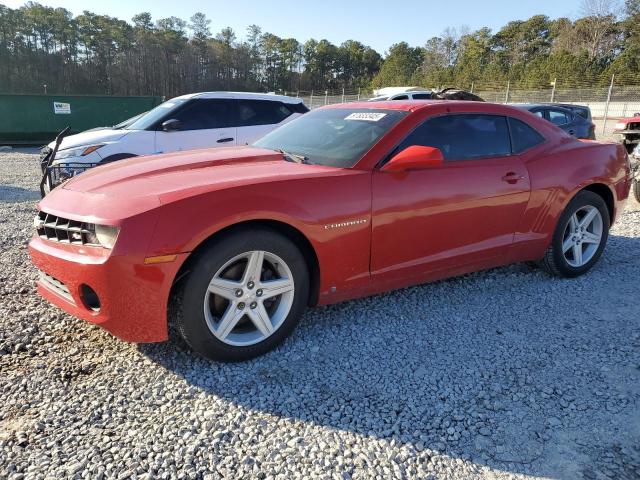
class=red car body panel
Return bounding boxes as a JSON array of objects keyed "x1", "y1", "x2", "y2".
[
  {"x1": 29, "y1": 101, "x2": 631, "y2": 343},
  {"x1": 613, "y1": 116, "x2": 640, "y2": 128}
]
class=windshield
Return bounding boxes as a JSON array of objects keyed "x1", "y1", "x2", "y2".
[
  {"x1": 253, "y1": 108, "x2": 407, "y2": 168},
  {"x1": 114, "y1": 111, "x2": 146, "y2": 129},
  {"x1": 124, "y1": 98, "x2": 189, "y2": 130}
]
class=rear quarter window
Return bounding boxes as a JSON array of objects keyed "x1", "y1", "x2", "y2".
[
  {"x1": 238, "y1": 100, "x2": 293, "y2": 126},
  {"x1": 508, "y1": 118, "x2": 545, "y2": 154},
  {"x1": 572, "y1": 107, "x2": 590, "y2": 119}
]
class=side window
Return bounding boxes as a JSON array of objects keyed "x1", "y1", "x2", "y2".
[
  {"x1": 573, "y1": 107, "x2": 589, "y2": 119},
  {"x1": 392, "y1": 95, "x2": 409, "y2": 100},
  {"x1": 170, "y1": 99, "x2": 236, "y2": 130},
  {"x1": 411, "y1": 93, "x2": 431, "y2": 100},
  {"x1": 548, "y1": 109, "x2": 569, "y2": 126},
  {"x1": 397, "y1": 114, "x2": 511, "y2": 161},
  {"x1": 508, "y1": 118, "x2": 545, "y2": 154},
  {"x1": 531, "y1": 109, "x2": 544, "y2": 118},
  {"x1": 237, "y1": 100, "x2": 292, "y2": 126}
]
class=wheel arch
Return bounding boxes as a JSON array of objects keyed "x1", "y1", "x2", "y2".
[
  {"x1": 579, "y1": 182, "x2": 615, "y2": 225},
  {"x1": 169, "y1": 219, "x2": 321, "y2": 307},
  {"x1": 100, "y1": 152, "x2": 137, "y2": 164}
]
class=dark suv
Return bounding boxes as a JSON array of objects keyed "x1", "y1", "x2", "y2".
[{"x1": 514, "y1": 103, "x2": 595, "y2": 140}]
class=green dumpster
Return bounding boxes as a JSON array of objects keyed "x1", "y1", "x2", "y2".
[{"x1": 0, "y1": 94, "x2": 163, "y2": 145}]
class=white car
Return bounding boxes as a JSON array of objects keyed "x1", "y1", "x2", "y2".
[
  {"x1": 367, "y1": 91, "x2": 433, "y2": 101},
  {"x1": 42, "y1": 92, "x2": 308, "y2": 172}
]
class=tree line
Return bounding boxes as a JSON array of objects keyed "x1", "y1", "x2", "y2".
[{"x1": 1, "y1": 1, "x2": 640, "y2": 97}]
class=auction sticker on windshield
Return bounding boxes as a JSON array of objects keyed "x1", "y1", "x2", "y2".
[{"x1": 345, "y1": 112, "x2": 387, "y2": 121}]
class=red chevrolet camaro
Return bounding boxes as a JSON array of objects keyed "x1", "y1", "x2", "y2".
[{"x1": 30, "y1": 101, "x2": 631, "y2": 361}]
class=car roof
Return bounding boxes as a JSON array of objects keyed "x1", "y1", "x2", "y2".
[
  {"x1": 172, "y1": 91, "x2": 304, "y2": 104},
  {"x1": 512, "y1": 103, "x2": 589, "y2": 111},
  {"x1": 369, "y1": 91, "x2": 432, "y2": 100}
]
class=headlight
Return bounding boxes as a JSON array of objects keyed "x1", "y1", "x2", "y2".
[
  {"x1": 85, "y1": 224, "x2": 119, "y2": 249},
  {"x1": 615, "y1": 122, "x2": 626, "y2": 131},
  {"x1": 55, "y1": 144, "x2": 105, "y2": 160}
]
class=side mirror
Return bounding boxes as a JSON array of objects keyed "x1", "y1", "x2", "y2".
[
  {"x1": 381, "y1": 145, "x2": 444, "y2": 173},
  {"x1": 162, "y1": 119, "x2": 182, "y2": 132}
]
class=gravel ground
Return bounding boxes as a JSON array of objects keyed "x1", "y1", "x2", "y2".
[{"x1": 1, "y1": 149, "x2": 639, "y2": 480}]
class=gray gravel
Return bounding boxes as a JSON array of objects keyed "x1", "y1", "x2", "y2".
[{"x1": 1, "y1": 149, "x2": 639, "y2": 480}]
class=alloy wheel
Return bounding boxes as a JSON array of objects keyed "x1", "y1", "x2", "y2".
[
  {"x1": 561, "y1": 205, "x2": 603, "y2": 268},
  {"x1": 203, "y1": 250, "x2": 295, "y2": 346}
]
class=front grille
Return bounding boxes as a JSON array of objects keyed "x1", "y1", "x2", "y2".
[
  {"x1": 45, "y1": 162, "x2": 99, "y2": 192},
  {"x1": 39, "y1": 271, "x2": 75, "y2": 304},
  {"x1": 34, "y1": 211, "x2": 99, "y2": 246}
]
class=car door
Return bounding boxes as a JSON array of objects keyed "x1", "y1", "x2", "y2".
[
  {"x1": 370, "y1": 113, "x2": 531, "y2": 283},
  {"x1": 154, "y1": 98, "x2": 238, "y2": 153},
  {"x1": 234, "y1": 100, "x2": 297, "y2": 145}
]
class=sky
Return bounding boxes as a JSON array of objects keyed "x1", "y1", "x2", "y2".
[{"x1": 2, "y1": 0, "x2": 586, "y2": 53}]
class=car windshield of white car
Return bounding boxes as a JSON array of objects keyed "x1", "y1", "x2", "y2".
[
  {"x1": 253, "y1": 108, "x2": 407, "y2": 168},
  {"x1": 124, "y1": 98, "x2": 190, "y2": 130}
]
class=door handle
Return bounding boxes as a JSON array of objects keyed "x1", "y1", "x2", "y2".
[
  {"x1": 568, "y1": 129, "x2": 575, "y2": 136},
  {"x1": 502, "y1": 172, "x2": 523, "y2": 184},
  {"x1": 217, "y1": 137, "x2": 234, "y2": 143}
]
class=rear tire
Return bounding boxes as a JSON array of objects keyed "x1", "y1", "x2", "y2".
[
  {"x1": 633, "y1": 179, "x2": 640, "y2": 203},
  {"x1": 539, "y1": 191, "x2": 609, "y2": 278},
  {"x1": 172, "y1": 228, "x2": 309, "y2": 362}
]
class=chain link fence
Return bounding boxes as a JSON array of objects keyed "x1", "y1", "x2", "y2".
[{"x1": 277, "y1": 76, "x2": 640, "y2": 140}]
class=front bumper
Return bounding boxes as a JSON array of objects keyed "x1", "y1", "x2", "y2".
[{"x1": 29, "y1": 235, "x2": 188, "y2": 343}]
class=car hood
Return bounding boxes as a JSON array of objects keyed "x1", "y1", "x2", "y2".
[
  {"x1": 614, "y1": 117, "x2": 640, "y2": 126},
  {"x1": 60, "y1": 146, "x2": 344, "y2": 204},
  {"x1": 48, "y1": 128, "x2": 130, "y2": 150}
]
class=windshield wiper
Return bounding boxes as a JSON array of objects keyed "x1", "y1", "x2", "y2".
[{"x1": 275, "y1": 149, "x2": 313, "y2": 164}]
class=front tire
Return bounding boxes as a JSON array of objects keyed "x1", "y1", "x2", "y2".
[
  {"x1": 633, "y1": 178, "x2": 640, "y2": 203},
  {"x1": 539, "y1": 191, "x2": 609, "y2": 278},
  {"x1": 173, "y1": 228, "x2": 309, "y2": 361}
]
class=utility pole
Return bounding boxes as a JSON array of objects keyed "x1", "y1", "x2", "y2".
[
  {"x1": 505, "y1": 81, "x2": 510, "y2": 104},
  {"x1": 602, "y1": 74, "x2": 615, "y2": 135},
  {"x1": 43, "y1": 84, "x2": 47, "y2": 95},
  {"x1": 550, "y1": 78, "x2": 556, "y2": 103}
]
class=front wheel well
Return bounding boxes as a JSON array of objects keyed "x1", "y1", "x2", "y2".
[
  {"x1": 170, "y1": 220, "x2": 320, "y2": 307},
  {"x1": 100, "y1": 153, "x2": 137, "y2": 164},
  {"x1": 580, "y1": 183, "x2": 614, "y2": 224}
]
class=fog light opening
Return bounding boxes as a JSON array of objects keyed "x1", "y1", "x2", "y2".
[{"x1": 80, "y1": 284, "x2": 101, "y2": 312}]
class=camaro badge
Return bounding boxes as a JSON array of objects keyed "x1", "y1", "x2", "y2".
[{"x1": 324, "y1": 219, "x2": 368, "y2": 230}]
